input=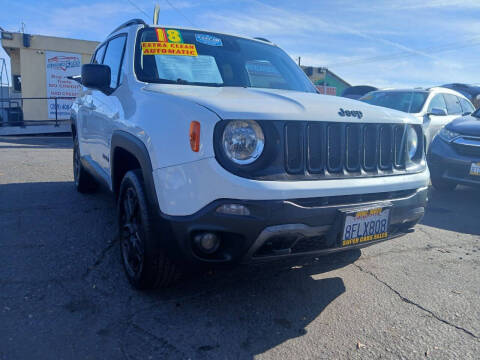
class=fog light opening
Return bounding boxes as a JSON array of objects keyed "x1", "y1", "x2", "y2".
[
  {"x1": 216, "y1": 204, "x2": 250, "y2": 216},
  {"x1": 194, "y1": 232, "x2": 220, "y2": 254}
]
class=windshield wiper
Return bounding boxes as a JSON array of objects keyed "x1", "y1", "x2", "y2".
[
  {"x1": 141, "y1": 77, "x2": 223, "y2": 87},
  {"x1": 173, "y1": 78, "x2": 224, "y2": 87}
]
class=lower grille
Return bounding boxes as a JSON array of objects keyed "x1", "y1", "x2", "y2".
[
  {"x1": 291, "y1": 236, "x2": 328, "y2": 253},
  {"x1": 453, "y1": 142, "x2": 480, "y2": 158}
]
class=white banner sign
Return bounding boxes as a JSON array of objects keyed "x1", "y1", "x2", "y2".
[{"x1": 45, "y1": 51, "x2": 82, "y2": 119}]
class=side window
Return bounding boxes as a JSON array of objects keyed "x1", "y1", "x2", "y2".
[
  {"x1": 459, "y1": 97, "x2": 475, "y2": 114},
  {"x1": 443, "y1": 94, "x2": 462, "y2": 115},
  {"x1": 92, "y1": 45, "x2": 106, "y2": 64},
  {"x1": 427, "y1": 94, "x2": 447, "y2": 113},
  {"x1": 102, "y1": 35, "x2": 127, "y2": 89}
]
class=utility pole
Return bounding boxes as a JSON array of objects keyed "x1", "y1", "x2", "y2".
[
  {"x1": 153, "y1": 4, "x2": 160, "y2": 25},
  {"x1": 297, "y1": 56, "x2": 301, "y2": 66}
]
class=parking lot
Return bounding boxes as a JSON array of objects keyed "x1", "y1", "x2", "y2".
[{"x1": 0, "y1": 135, "x2": 479, "y2": 360}]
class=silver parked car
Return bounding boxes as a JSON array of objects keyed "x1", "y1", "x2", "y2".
[{"x1": 360, "y1": 87, "x2": 475, "y2": 150}]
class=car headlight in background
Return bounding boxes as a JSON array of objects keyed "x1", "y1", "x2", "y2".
[
  {"x1": 438, "y1": 127, "x2": 460, "y2": 142},
  {"x1": 406, "y1": 125, "x2": 418, "y2": 160},
  {"x1": 222, "y1": 120, "x2": 265, "y2": 165}
]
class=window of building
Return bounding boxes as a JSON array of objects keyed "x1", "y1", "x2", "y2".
[{"x1": 13, "y1": 75, "x2": 21, "y2": 92}]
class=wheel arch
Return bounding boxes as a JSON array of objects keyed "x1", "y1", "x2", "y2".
[{"x1": 110, "y1": 131, "x2": 159, "y2": 212}]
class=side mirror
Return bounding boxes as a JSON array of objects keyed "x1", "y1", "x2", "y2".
[
  {"x1": 428, "y1": 107, "x2": 447, "y2": 116},
  {"x1": 81, "y1": 64, "x2": 111, "y2": 92}
]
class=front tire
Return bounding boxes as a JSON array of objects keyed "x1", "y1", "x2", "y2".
[
  {"x1": 73, "y1": 135, "x2": 97, "y2": 193},
  {"x1": 118, "y1": 170, "x2": 181, "y2": 289},
  {"x1": 431, "y1": 176, "x2": 457, "y2": 191}
]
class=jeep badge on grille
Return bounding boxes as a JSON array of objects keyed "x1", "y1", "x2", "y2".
[{"x1": 338, "y1": 108, "x2": 363, "y2": 119}]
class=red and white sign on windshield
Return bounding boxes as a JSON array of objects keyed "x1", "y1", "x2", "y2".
[
  {"x1": 316, "y1": 85, "x2": 337, "y2": 96},
  {"x1": 45, "y1": 51, "x2": 82, "y2": 119}
]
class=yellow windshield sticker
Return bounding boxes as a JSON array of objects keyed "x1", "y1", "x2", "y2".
[
  {"x1": 156, "y1": 28, "x2": 183, "y2": 43},
  {"x1": 141, "y1": 42, "x2": 198, "y2": 56}
]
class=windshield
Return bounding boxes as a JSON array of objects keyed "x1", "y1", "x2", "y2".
[
  {"x1": 359, "y1": 91, "x2": 428, "y2": 113},
  {"x1": 135, "y1": 28, "x2": 317, "y2": 92}
]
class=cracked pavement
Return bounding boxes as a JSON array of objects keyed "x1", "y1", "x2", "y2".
[{"x1": 0, "y1": 136, "x2": 479, "y2": 359}]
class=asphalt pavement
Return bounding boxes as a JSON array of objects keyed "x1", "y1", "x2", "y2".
[{"x1": 0, "y1": 136, "x2": 479, "y2": 360}]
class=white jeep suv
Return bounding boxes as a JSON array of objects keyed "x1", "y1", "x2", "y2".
[{"x1": 71, "y1": 19, "x2": 429, "y2": 289}]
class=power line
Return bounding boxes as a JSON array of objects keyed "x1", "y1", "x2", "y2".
[
  {"x1": 164, "y1": 0, "x2": 196, "y2": 27},
  {"x1": 125, "y1": 0, "x2": 149, "y2": 19}
]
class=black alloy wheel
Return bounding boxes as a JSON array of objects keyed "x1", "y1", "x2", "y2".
[
  {"x1": 118, "y1": 170, "x2": 182, "y2": 289},
  {"x1": 120, "y1": 186, "x2": 145, "y2": 280}
]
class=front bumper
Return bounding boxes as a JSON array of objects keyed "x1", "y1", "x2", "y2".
[
  {"x1": 160, "y1": 187, "x2": 428, "y2": 267},
  {"x1": 153, "y1": 157, "x2": 430, "y2": 216},
  {"x1": 428, "y1": 137, "x2": 480, "y2": 187}
]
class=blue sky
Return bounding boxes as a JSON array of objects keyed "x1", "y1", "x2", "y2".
[{"x1": 1, "y1": 0, "x2": 479, "y2": 88}]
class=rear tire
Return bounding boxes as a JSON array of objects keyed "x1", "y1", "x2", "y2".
[
  {"x1": 431, "y1": 177, "x2": 457, "y2": 191},
  {"x1": 118, "y1": 170, "x2": 182, "y2": 289},
  {"x1": 73, "y1": 134, "x2": 97, "y2": 193}
]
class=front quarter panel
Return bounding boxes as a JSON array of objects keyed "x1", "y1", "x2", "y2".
[{"x1": 116, "y1": 86, "x2": 220, "y2": 171}]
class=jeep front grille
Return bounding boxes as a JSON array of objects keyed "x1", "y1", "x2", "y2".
[{"x1": 285, "y1": 122, "x2": 414, "y2": 177}]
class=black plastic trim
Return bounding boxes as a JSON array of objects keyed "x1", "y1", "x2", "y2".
[
  {"x1": 163, "y1": 187, "x2": 428, "y2": 267},
  {"x1": 110, "y1": 131, "x2": 157, "y2": 207},
  {"x1": 80, "y1": 156, "x2": 110, "y2": 189}
]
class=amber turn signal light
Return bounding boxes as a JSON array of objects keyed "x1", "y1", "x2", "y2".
[{"x1": 189, "y1": 121, "x2": 200, "y2": 152}]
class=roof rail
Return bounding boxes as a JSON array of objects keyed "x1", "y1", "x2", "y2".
[
  {"x1": 253, "y1": 37, "x2": 271, "y2": 43},
  {"x1": 110, "y1": 19, "x2": 147, "y2": 35}
]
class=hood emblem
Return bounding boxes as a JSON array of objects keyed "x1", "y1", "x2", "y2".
[{"x1": 338, "y1": 108, "x2": 363, "y2": 119}]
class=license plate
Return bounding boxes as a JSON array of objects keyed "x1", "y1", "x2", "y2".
[
  {"x1": 470, "y1": 162, "x2": 480, "y2": 176},
  {"x1": 341, "y1": 206, "x2": 390, "y2": 247}
]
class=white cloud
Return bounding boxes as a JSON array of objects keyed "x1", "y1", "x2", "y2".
[{"x1": 200, "y1": 1, "x2": 442, "y2": 63}]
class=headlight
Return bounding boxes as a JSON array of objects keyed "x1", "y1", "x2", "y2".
[
  {"x1": 438, "y1": 127, "x2": 460, "y2": 142},
  {"x1": 222, "y1": 120, "x2": 265, "y2": 165},
  {"x1": 406, "y1": 125, "x2": 418, "y2": 160}
]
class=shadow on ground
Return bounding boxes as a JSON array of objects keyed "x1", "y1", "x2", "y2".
[
  {"x1": 120, "y1": 249, "x2": 361, "y2": 359},
  {"x1": 422, "y1": 185, "x2": 480, "y2": 235},
  {"x1": 0, "y1": 180, "x2": 360, "y2": 359}
]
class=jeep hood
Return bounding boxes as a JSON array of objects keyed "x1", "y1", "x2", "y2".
[{"x1": 143, "y1": 84, "x2": 420, "y2": 124}]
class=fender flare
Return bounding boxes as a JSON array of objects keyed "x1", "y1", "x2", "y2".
[{"x1": 110, "y1": 131, "x2": 159, "y2": 213}]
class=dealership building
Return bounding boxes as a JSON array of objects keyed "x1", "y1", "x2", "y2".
[
  {"x1": 301, "y1": 66, "x2": 351, "y2": 96},
  {"x1": 1, "y1": 31, "x2": 98, "y2": 134}
]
